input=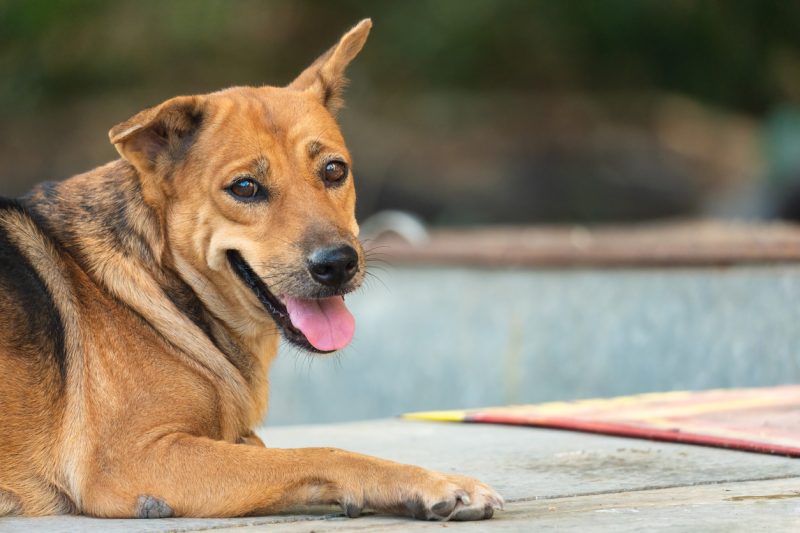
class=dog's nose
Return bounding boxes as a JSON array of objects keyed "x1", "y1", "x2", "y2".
[{"x1": 307, "y1": 245, "x2": 359, "y2": 287}]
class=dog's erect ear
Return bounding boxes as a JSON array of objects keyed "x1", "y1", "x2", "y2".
[
  {"x1": 109, "y1": 95, "x2": 205, "y2": 175},
  {"x1": 288, "y1": 18, "x2": 372, "y2": 114}
]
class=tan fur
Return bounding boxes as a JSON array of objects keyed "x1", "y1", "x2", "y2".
[{"x1": 0, "y1": 19, "x2": 503, "y2": 520}]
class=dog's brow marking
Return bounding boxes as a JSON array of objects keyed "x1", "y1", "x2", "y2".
[
  {"x1": 254, "y1": 157, "x2": 269, "y2": 178},
  {"x1": 308, "y1": 141, "x2": 323, "y2": 158}
]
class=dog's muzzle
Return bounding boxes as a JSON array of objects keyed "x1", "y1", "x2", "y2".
[{"x1": 226, "y1": 250, "x2": 356, "y2": 353}]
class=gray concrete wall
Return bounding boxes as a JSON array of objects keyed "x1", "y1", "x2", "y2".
[{"x1": 267, "y1": 265, "x2": 800, "y2": 425}]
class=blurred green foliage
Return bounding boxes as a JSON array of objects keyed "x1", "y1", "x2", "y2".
[
  {"x1": 2, "y1": 0, "x2": 800, "y2": 222},
  {"x1": 1, "y1": 0, "x2": 799, "y2": 115}
]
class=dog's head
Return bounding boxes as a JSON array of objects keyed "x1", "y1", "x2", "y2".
[{"x1": 108, "y1": 20, "x2": 372, "y2": 353}]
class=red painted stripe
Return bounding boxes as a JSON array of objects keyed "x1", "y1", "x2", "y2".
[{"x1": 467, "y1": 414, "x2": 800, "y2": 457}]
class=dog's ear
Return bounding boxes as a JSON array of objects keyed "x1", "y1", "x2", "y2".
[
  {"x1": 288, "y1": 18, "x2": 372, "y2": 114},
  {"x1": 109, "y1": 95, "x2": 205, "y2": 175}
]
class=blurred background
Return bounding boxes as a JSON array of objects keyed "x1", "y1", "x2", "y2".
[
  {"x1": 2, "y1": 0, "x2": 800, "y2": 223},
  {"x1": 4, "y1": 1, "x2": 800, "y2": 425}
]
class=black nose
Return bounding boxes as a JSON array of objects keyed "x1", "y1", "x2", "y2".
[{"x1": 307, "y1": 245, "x2": 359, "y2": 287}]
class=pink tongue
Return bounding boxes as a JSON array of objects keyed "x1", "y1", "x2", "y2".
[{"x1": 283, "y1": 296, "x2": 355, "y2": 351}]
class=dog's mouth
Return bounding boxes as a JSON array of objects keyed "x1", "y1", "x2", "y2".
[{"x1": 226, "y1": 250, "x2": 355, "y2": 354}]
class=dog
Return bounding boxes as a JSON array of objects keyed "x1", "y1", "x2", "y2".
[{"x1": 0, "y1": 19, "x2": 503, "y2": 521}]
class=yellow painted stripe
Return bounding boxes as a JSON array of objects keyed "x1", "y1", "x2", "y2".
[{"x1": 402, "y1": 410, "x2": 468, "y2": 422}]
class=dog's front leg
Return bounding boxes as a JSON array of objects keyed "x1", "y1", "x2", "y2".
[{"x1": 82, "y1": 433, "x2": 502, "y2": 520}]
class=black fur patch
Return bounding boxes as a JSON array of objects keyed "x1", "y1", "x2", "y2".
[
  {"x1": 164, "y1": 104, "x2": 204, "y2": 166},
  {"x1": 160, "y1": 269, "x2": 254, "y2": 378},
  {"x1": 24, "y1": 177, "x2": 156, "y2": 267},
  {"x1": 40, "y1": 181, "x2": 59, "y2": 202},
  {"x1": 22, "y1": 183, "x2": 87, "y2": 268},
  {"x1": 95, "y1": 193, "x2": 144, "y2": 260},
  {"x1": 0, "y1": 196, "x2": 25, "y2": 213},
  {"x1": 161, "y1": 275, "x2": 215, "y2": 341},
  {"x1": 0, "y1": 202, "x2": 67, "y2": 382},
  {"x1": 318, "y1": 72, "x2": 335, "y2": 108},
  {"x1": 135, "y1": 495, "x2": 174, "y2": 519}
]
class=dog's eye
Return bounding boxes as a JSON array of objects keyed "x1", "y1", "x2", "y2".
[
  {"x1": 228, "y1": 177, "x2": 267, "y2": 202},
  {"x1": 322, "y1": 161, "x2": 348, "y2": 186}
]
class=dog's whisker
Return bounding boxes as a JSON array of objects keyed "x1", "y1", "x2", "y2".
[
  {"x1": 363, "y1": 271, "x2": 390, "y2": 293},
  {"x1": 364, "y1": 252, "x2": 391, "y2": 260},
  {"x1": 365, "y1": 265, "x2": 390, "y2": 273},
  {"x1": 364, "y1": 249, "x2": 391, "y2": 255}
]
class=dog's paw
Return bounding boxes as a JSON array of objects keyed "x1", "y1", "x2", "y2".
[
  {"x1": 344, "y1": 469, "x2": 504, "y2": 521},
  {"x1": 410, "y1": 473, "x2": 504, "y2": 521}
]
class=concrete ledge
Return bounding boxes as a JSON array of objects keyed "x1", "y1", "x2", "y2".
[
  {"x1": 3, "y1": 419, "x2": 799, "y2": 531},
  {"x1": 380, "y1": 222, "x2": 800, "y2": 267}
]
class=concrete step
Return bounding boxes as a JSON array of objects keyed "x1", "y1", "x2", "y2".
[{"x1": 3, "y1": 420, "x2": 799, "y2": 531}]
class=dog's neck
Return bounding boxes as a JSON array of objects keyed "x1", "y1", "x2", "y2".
[
  {"x1": 24, "y1": 160, "x2": 164, "y2": 270},
  {"x1": 22, "y1": 160, "x2": 272, "y2": 431}
]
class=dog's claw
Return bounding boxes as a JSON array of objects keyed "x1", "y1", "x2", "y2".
[
  {"x1": 343, "y1": 502, "x2": 363, "y2": 518},
  {"x1": 494, "y1": 495, "x2": 505, "y2": 510},
  {"x1": 431, "y1": 499, "x2": 454, "y2": 517},
  {"x1": 451, "y1": 505, "x2": 491, "y2": 521}
]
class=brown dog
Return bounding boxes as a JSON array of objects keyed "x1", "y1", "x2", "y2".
[{"x1": 0, "y1": 20, "x2": 503, "y2": 520}]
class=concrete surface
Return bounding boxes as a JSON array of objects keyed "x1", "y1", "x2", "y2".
[
  {"x1": 2, "y1": 419, "x2": 799, "y2": 532},
  {"x1": 269, "y1": 265, "x2": 800, "y2": 425}
]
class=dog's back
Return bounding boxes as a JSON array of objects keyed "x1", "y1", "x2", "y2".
[{"x1": 0, "y1": 199, "x2": 75, "y2": 515}]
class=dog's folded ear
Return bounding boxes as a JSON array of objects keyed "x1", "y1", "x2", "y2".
[
  {"x1": 288, "y1": 18, "x2": 372, "y2": 114},
  {"x1": 109, "y1": 95, "x2": 205, "y2": 175}
]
